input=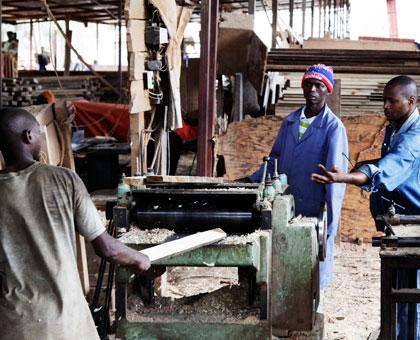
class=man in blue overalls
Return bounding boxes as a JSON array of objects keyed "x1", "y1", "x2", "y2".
[
  {"x1": 311, "y1": 75, "x2": 420, "y2": 338},
  {"x1": 246, "y1": 64, "x2": 349, "y2": 290}
]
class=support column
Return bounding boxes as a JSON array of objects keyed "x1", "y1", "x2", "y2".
[
  {"x1": 197, "y1": 0, "x2": 219, "y2": 176},
  {"x1": 333, "y1": 0, "x2": 336, "y2": 37},
  {"x1": 387, "y1": 0, "x2": 399, "y2": 38},
  {"x1": 30, "y1": 20, "x2": 33, "y2": 70},
  {"x1": 318, "y1": 0, "x2": 322, "y2": 37},
  {"x1": 118, "y1": 0, "x2": 123, "y2": 103},
  {"x1": 311, "y1": 0, "x2": 315, "y2": 37},
  {"x1": 64, "y1": 18, "x2": 71, "y2": 76},
  {"x1": 289, "y1": 0, "x2": 294, "y2": 29},
  {"x1": 328, "y1": 0, "x2": 332, "y2": 35},
  {"x1": 302, "y1": 0, "x2": 306, "y2": 38},
  {"x1": 345, "y1": 0, "x2": 350, "y2": 38},
  {"x1": 0, "y1": 0, "x2": 3, "y2": 108},
  {"x1": 272, "y1": 0, "x2": 278, "y2": 48},
  {"x1": 248, "y1": 0, "x2": 256, "y2": 15},
  {"x1": 324, "y1": 0, "x2": 327, "y2": 36}
]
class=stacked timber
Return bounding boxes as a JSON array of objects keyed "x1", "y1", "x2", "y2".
[
  {"x1": 1, "y1": 76, "x2": 104, "y2": 107},
  {"x1": 274, "y1": 72, "x2": 420, "y2": 116},
  {"x1": 267, "y1": 48, "x2": 420, "y2": 74},
  {"x1": 27, "y1": 76, "x2": 104, "y2": 101},
  {"x1": 1, "y1": 78, "x2": 42, "y2": 107}
]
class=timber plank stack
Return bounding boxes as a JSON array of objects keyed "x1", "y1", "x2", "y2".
[
  {"x1": 267, "y1": 48, "x2": 420, "y2": 74},
  {"x1": 1, "y1": 78, "x2": 42, "y2": 107},
  {"x1": 1, "y1": 76, "x2": 104, "y2": 107},
  {"x1": 273, "y1": 72, "x2": 420, "y2": 116},
  {"x1": 28, "y1": 76, "x2": 103, "y2": 101}
]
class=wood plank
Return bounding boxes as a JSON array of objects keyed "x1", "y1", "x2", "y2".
[
  {"x1": 145, "y1": 175, "x2": 224, "y2": 184},
  {"x1": 139, "y1": 228, "x2": 227, "y2": 263}
]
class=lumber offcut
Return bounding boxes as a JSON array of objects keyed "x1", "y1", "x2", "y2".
[{"x1": 140, "y1": 228, "x2": 227, "y2": 263}]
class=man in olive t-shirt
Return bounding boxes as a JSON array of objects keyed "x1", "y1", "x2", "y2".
[{"x1": 0, "y1": 107, "x2": 151, "y2": 340}]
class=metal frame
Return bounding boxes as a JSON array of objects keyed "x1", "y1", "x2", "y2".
[{"x1": 380, "y1": 249, "x2": 420, "y2": 339}]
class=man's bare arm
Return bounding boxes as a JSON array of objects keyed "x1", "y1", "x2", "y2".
[
  {"x1": 311, "y1": 164, "x2": 369, "y2": 186},
  {"x1": 91, "y1": 232, "x2": 151, "y2": 274}
]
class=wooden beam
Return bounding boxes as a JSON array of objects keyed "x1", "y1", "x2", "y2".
[{"x1": 140, "y1": 228, "x2": 227, "y2": 263}]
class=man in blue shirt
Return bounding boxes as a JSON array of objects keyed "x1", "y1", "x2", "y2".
[
  {"x1": 311, "y1": 75, "x2": 420, "y2": 338},
  {"x1": 245, "y1": 64, "x2": 349, "y2": 289}
]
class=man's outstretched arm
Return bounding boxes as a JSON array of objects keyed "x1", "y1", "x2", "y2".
[
  {"x1": 311, "y1": 164, "x2": 369, "y2": 186},
  {"x1": 91, "y1": 232, "x2": 151, "y2": 274}
]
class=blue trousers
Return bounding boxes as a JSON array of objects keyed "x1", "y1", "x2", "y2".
[{"x1": 320, "y1": 235, "x2": 335, "y2": 289}]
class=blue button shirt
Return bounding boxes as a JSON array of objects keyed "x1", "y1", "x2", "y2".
[
  {"x1": 249, "y1": 105, "x2": 348, "y2": 288},
  {"x1": 358, "y1": 108, "x2": 420, "y2": 210}
]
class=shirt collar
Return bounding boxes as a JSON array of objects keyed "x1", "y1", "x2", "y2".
[
  {"x1": 300, "y1": 107, "x2": 317, "y2": 122},
  {"x1": 394, "y1": 108, "x2": 419, "y2": 138},
  {"x1": 288, "y1": 104, "x2": 329, "y2": 126}
]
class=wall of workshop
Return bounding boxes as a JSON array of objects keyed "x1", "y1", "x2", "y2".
[{"x1": 216, "y1": 113, "x2": 387, "y2": 242}]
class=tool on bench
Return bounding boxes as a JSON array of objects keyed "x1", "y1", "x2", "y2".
[{"x1": 373, "y1": 197, "x2": 420, "y2": 248}]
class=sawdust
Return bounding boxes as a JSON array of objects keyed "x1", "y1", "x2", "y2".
[
  {"x1": 120, "y1": 227, "x2": 381, "y2": 339},
  {"x1": 119, "y1": 228, "x2": 177, "y2": 245},
  {"x1": 119, "y1": 227, "x2": 269, "y2": 246},
  {"x1": 127, "y1": 269, "x2": 260, "y2": 324}
]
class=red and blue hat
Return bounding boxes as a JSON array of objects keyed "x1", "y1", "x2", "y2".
[{"x1": 301, "y1": 64, "x2": 334, "y2": 93}]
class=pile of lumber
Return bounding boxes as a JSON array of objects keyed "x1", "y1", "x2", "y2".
[
  {"x1": 1, "y1": 76, "x2": 104, "y2": 107},
  {"x1": 267, "y1": 48, "x2": 420, "y2": 74},
  {"x1": 1, "y1": 78, "x2": 42, "y2": 107},
  {"x1": 274, "y1": 72, "x2": 420, "y2": 116},
  {"x1": 27, "y1": 76, "x2": 104, "y2": 102}
]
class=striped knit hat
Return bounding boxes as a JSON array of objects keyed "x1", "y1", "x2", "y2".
[{"x1": 302, "y1": 64, "x2": 334, "y2": 93}]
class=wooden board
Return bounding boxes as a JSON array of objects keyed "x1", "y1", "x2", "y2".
[
  {"x1": 140, "y1": 228, "x2": 227, "y2": 263},
  {"x1": 146, "y1": 175, "x2": 224, "y2": 184}
]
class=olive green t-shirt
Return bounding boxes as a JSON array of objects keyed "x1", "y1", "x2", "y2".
[{"x1": 0, "y1": 162, "x2": 105, "y2": 340}]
